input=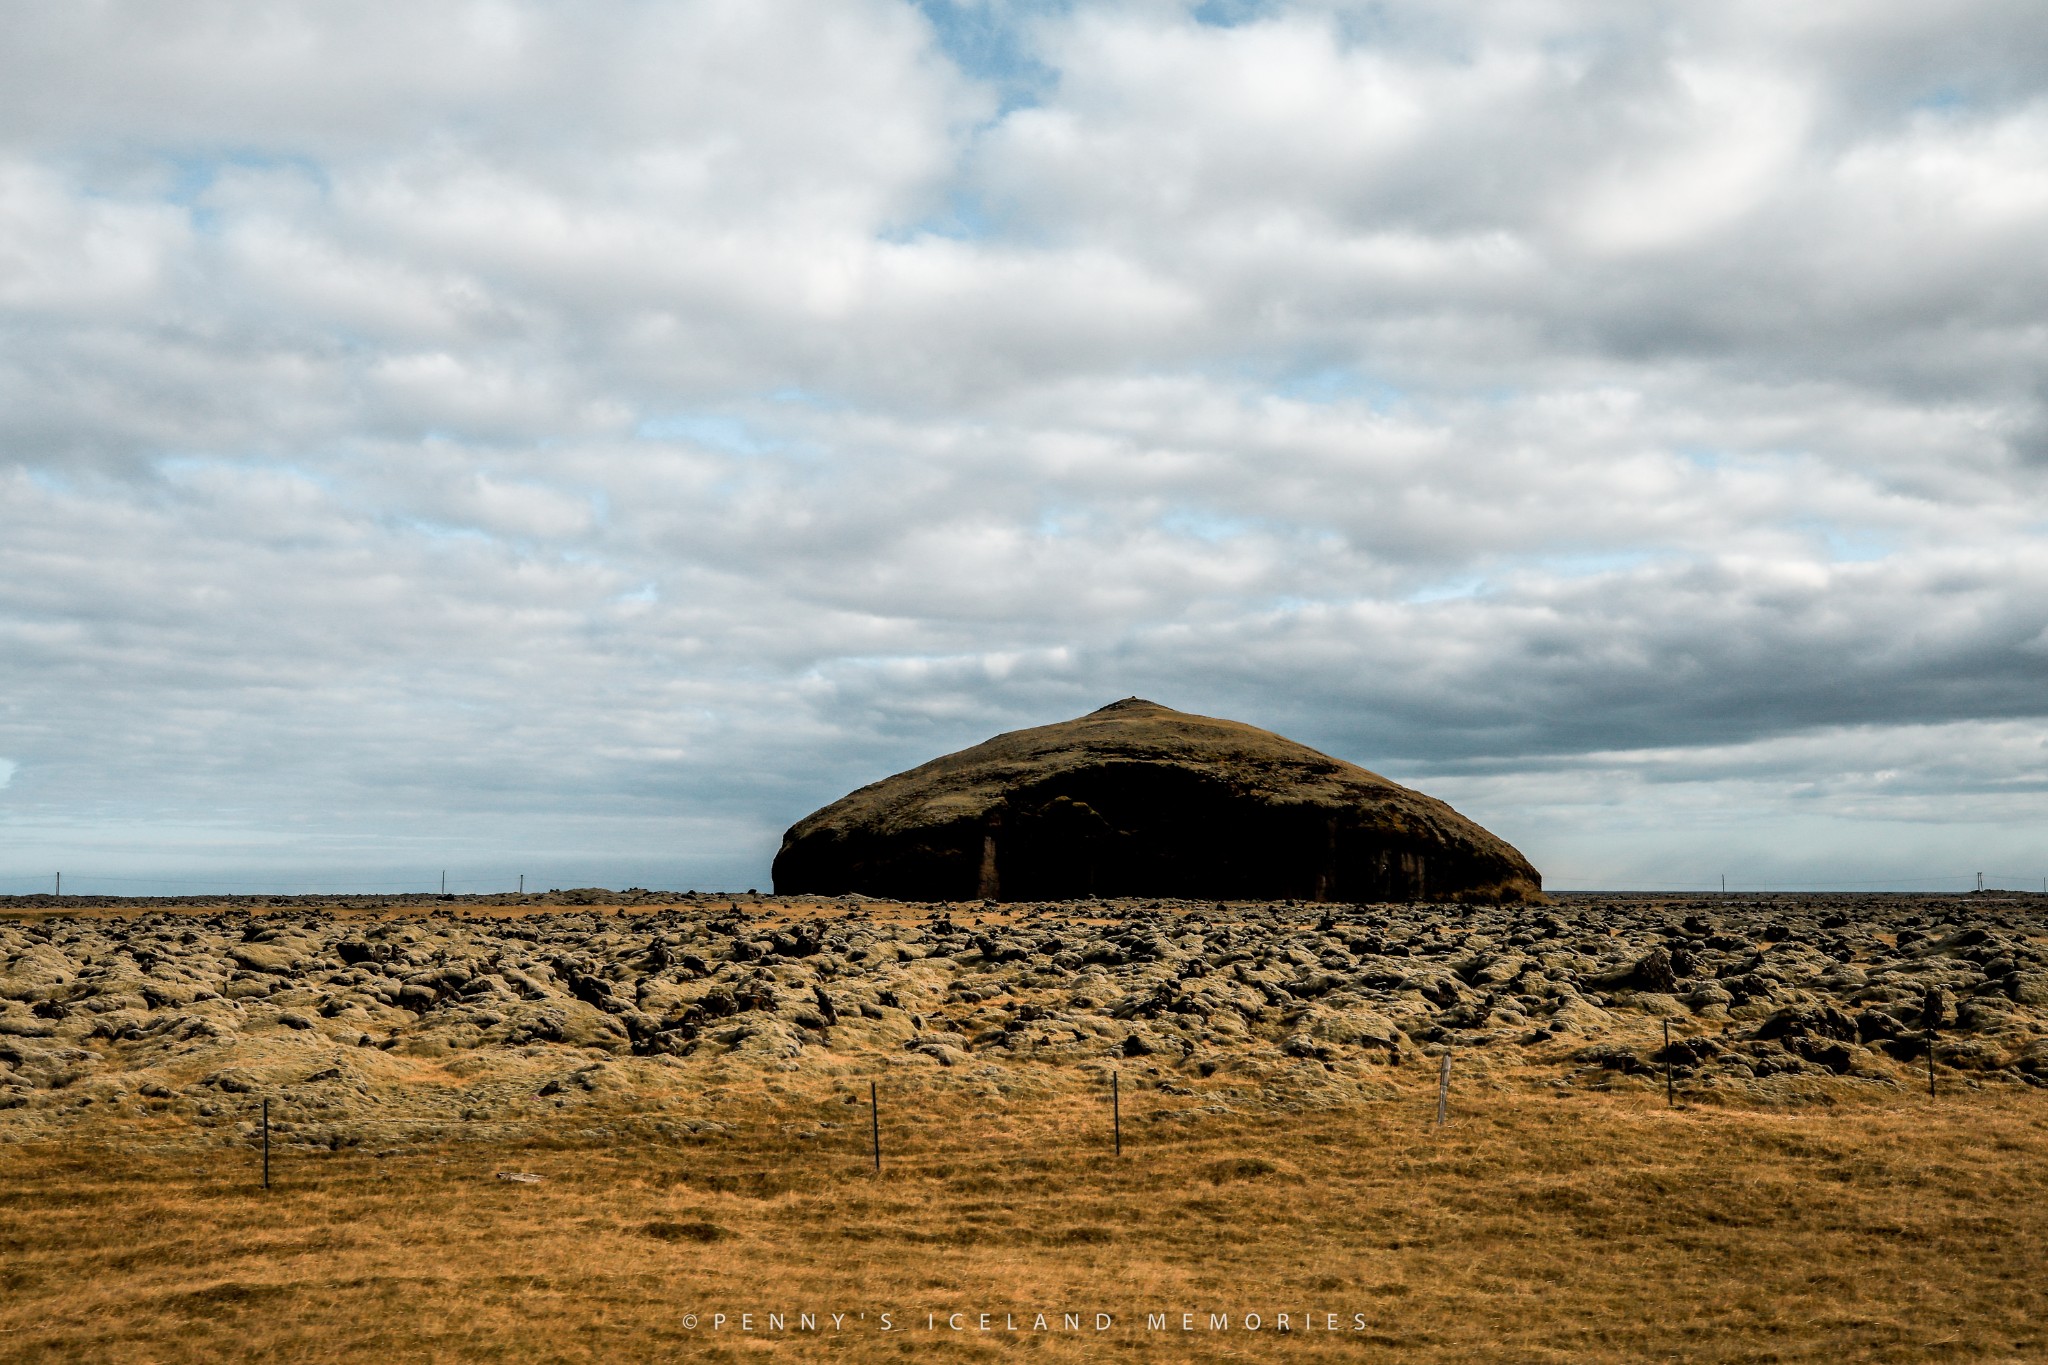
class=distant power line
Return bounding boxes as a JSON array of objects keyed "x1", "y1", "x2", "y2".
[
  {"x1": 0, "y1": 870, "x2": 2042, "y2": 897},
  {"x1": 0, "y1": 875, "x2": 487, "y2": 890},
  {"x1": 1554, "y1": 874, "x2": 2047, "y2": 891},
  {"x1": 0, "y1": 874, "x2": 598, "y2": 894}
]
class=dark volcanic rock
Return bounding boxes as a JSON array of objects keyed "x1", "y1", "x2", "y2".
[
  {"x1": 772, "y1": 698, "x2": 1542, "y2": 903},
  {"x1": 1587, "y1": 946, "x2": 1679, "y2": 994}
]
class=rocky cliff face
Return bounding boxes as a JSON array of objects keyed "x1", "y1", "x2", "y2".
[{"x1": 773, "y1": 699, "x2": 1542, "y2": 903}]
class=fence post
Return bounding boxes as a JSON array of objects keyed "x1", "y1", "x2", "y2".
[
  {"x1": 1663, "y1": 1020, "x2": 1675, "y2": 1108},
  {"x1": 869, "y1": 1080, "x2": 881, "y2": 1172},
  {"x1": 1436, "y1": 1050, "x2": 1451, "y2": 1127},
  {"x1": 1926, "y1": 1029, "x2": 1936, "y2": 1099},
  {"x1": 1112, "y1": 1072, "x2": 1122, "y2": 1156},
  {"x1": 262, "y1": 1097, "x2": 271, "y2": 1189}
]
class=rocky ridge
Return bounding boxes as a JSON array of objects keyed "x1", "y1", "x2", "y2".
[{"x1": 774, "y1": 699, "x2": 1542, "y2": 903}]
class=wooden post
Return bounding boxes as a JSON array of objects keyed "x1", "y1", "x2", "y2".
[
  {"x1": 1112, "y1": 1072, "x2": 1122, "y2": 1156},
  {"x1": 1436, "y1": 1050, "x2": 1451, "y2": 1127},
  {"x1": 869, "y1": 1080, "x2": 880, "y2": 1172},
  {"x1": 1663, "y1": 1020, "x2": 1675, "y2": 1108},
  {"x1": 1926, "y1": 1028, "x2": 1936, "y2": 1099},
  {"x1": 261, "y1": 1098, "x2": 271, "y2": 1189}
]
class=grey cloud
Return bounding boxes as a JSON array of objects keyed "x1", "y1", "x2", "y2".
[{"x1": 3, "y1": 0, "x2": 2047, "y2": 889}]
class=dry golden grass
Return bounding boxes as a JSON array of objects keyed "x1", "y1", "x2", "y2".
[{"x1": 3, "y1": 1078, "x2": 2045, "y2": 1363}]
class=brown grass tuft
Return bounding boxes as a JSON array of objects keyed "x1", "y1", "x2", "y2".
[{"x1": 638, "y1": 1219, "x2": 728, "y2": 1243}]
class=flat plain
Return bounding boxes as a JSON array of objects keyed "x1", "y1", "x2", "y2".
[{"x1": 2, "y1": 890, "x2": 2045, "y2": 1362}]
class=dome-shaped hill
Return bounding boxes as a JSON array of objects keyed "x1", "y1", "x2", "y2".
[{"x1": 773, "y1": 698, "x2": 1541, "y2": 903}]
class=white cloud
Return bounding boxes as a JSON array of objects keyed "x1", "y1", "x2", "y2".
[
  {"x1": 3, "y1": 0, "x2": 2047, "y2": 889},
  {"x1": 1569, "y1": 62, "x2": 1812, "y2": 253}
]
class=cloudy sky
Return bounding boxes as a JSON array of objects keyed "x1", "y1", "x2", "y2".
[{"x1": 4, "y1": 0, "x2": 2047, "y2": 896}]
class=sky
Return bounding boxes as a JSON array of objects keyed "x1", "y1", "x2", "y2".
[{"x1": 4, "y1": 0, "x2": 2048, "y2": 896}]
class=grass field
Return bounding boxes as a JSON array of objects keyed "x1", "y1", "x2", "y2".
[{"x1": 3, "y1": 1075, "x2": 2045, "y2": 1363}]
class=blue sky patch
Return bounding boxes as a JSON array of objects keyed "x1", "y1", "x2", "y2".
[
  {"x1": 1191, "y1": 0, "x2": 1284, "y2": 29},
  {"x1": 155, "y1": 149, "x2": 330, "y2": 235},
  {"x1": 634, "y1": 414, "x2": 776, "y2": 456},
  {"x1": 1271, "y1": 365, "x2": 1407, "y2": 410},
  {"x1": 884, "y1": 187, "x2": 1001, "y2": 243},
  {"x1": 912, "y1": 0, "x2": 1065, "y2": 113},
  {"x1": 1160, "y1": 507, "x2": 1257, "y2": 542}
]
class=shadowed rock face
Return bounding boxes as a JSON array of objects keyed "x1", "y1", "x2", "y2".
[{"x1": 772, "y1": 699, "x2": 1542, "y2": 903}]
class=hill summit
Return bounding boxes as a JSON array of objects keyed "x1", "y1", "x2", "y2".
[{"x1": 773, "y1": 699, "x2": 1540, "y2": 903}]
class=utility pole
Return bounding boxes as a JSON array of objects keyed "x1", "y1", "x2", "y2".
[
  {"x1": 518, "y1": 874, "x2": 524, "y2": 894},
  {"x1": 1720, "y1": 874, "x2": 1726, "y2": 894},
  {"x1": 440, "y1": 870, "x2": 446, "y2": 894},
  {"x1": 54, "y1": 871, "x2": 60, "y2": 896}
]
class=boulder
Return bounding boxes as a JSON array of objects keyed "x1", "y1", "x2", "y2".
[
  {"x1": 773, "y1": 699, "x2": 1541, "y2": 903},
  {"x1": 1586, "y1": 946, "x2": 1678, "y2": 994}
]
